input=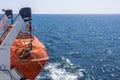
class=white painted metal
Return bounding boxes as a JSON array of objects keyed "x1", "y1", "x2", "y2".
[
  {"x1": 10, "y1": 68, "x2": 23, "y2": 80},
  {"x1": 0, "y1": 71, "x2": 11, "y2": 80},
  {"x1": 0, "y1": 15, "x2": 24, "y2": 70},
  {"x1": 0, "y1": 14, "x2": 8, "y2": 34}
]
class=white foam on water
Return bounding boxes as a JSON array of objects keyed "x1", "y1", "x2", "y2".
[
  {"x1": 43, "y1": 58, "x2": 84, "y2": 80},
  {"x1": 68, "y1": 52, "x2": 79, "y2": 55},
  {"x1": 106, "y1": 48, "x2": 112, "y2": 54}
]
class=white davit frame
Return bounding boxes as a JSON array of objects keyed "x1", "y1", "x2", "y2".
[{"x1": 0, "y1": 15, "x2": 24, "y2": 70}]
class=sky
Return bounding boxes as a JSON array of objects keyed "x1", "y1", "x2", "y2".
[{"x1": 0, "y1": 0, "x2": 120, "y2": 14}]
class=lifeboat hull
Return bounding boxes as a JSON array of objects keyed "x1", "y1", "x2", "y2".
[{"x1": 11, "y1": 36, "x2": 49, "y2": 80}]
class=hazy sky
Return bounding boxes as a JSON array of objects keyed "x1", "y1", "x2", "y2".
[{"x1": 0, "y1": 0, "x2": 120, "y2": 14}]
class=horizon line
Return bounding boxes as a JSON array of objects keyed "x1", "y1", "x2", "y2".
[{"x1": 1, "y1": 13, "x2": 120, "y2": 15}]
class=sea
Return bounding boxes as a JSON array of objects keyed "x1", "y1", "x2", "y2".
[
  {"x1": 32, "y1": 14, "x2": 120, "y2": 80},
  {"x1": 1, "y1": 14, "x2": 120, "y2": 80}
]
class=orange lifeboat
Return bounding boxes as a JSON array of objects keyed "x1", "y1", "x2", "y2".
[{"x1": 11, "y1": 33, "x2": 49, "y2": 80}]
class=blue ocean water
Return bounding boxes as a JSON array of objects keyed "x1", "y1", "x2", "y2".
[{"x1": 32, "y1": 14, "x2": 120, "y2": 80}]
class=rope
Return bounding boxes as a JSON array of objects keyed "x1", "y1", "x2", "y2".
[{"x1": 30, "y1": 52, "x2": 54, "y2": 80}]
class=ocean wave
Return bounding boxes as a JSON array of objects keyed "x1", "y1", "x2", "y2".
[
  {"x1": 36, "y1": 57, "x2": 85, "y2": 80},
  {"x1": 68, "y1": 52, "x2": 79, "y2": 55}
]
